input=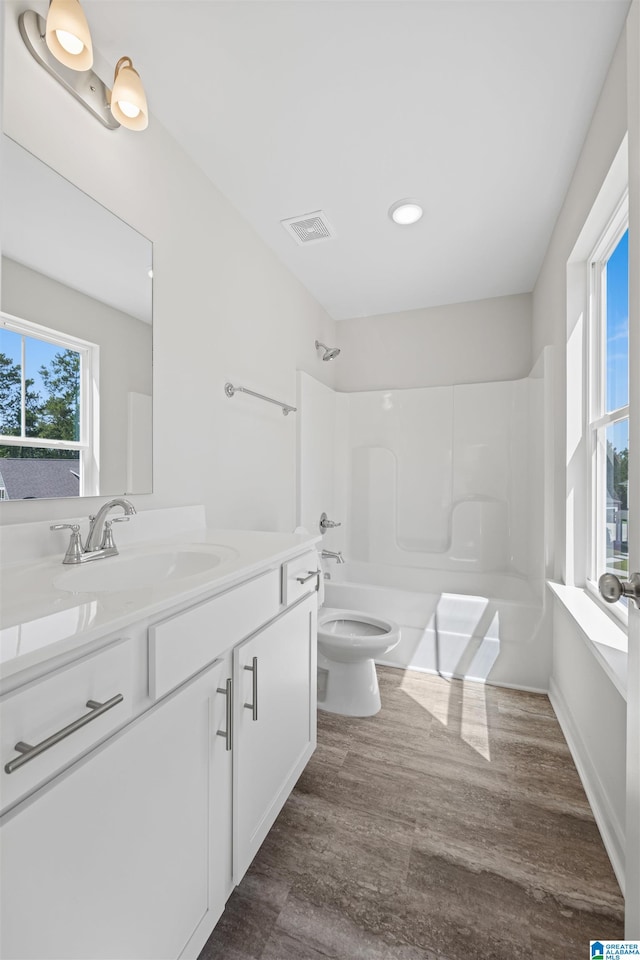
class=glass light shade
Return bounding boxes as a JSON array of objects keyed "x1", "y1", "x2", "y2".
[
  {"x1": 110, "y1": 58, "x2": 148, "y2": 131},
  {"x1": 389, "y1": 200, "x2": 423, "y2": 225},
  {"x1": 45, "y1": 0, "x2": 93, "y2": 71}
]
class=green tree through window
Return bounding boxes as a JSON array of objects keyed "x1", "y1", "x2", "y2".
[
  {"x1": 0, "y1": 347, "x2": 81, "y2": 460},
  {"x1": 35, "y1": 349, "x2": 81, "y2": 445}
]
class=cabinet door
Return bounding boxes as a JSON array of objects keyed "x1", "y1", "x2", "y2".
[
  {"x1": 233, "y1": 595, "x2": 317, "y2": 881},
  {"x1": 0, "y1": 659, "x2": 232, "y2": 960}
]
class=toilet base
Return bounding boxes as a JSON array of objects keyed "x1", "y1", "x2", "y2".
[{"x1": 317, "y1": 651, "x2": 382, "y2": 717}]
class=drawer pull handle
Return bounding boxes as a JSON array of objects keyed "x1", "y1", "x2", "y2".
[
  {"x1": 216, "y1": 678, "x2": 233, "y2": 751},
  {"x1": 4, "y1": 694, "x2": 124, "y2": 775},
  {"x1": 244, "y1": 657, "x2": 258, "y2": 721},
  {"x1": 296, "y1": 569, "x2": 320, "y2": 585}
]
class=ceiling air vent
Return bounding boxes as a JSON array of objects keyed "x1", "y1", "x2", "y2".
[{"x1": 280, "y1": 210, "x2": 334, "y2": 246}]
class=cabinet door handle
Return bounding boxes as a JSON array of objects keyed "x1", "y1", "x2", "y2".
[
  {"x1": 244, "y1": 656, "x2": 258, "y2": 721},
  {"x1": 4, "y1": 694, "x2": 124, "y2": 775},
  {"x1": 296, "y1": 569, "x2": 321, "y2": 585},
  {"x1": 216, "y1": 678, "x2": 233, "y2": 751}
]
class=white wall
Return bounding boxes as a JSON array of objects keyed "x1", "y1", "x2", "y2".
[
  {"x1": 549, "y1": 601, "x2": 627, "y2": 890},
  {"x1": 531, "y1": 23, "x2": 630, "y2": 887},
  {"x1": 2, "y1": 258, "x2": 152, "y2": 496},
  {"x1": 334, "y1": 293, "x2": 532, "y2": 392},
  {"x1": 0, "y1": 0, "x2": 337, "y2": 531},
  {"x1": 532, "y1": 32, "x2": 628, "y2": 581}
]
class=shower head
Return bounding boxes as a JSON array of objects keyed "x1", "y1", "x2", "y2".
[{"x1": 315, "y1": 340, "x2": 341, "y2": 361}]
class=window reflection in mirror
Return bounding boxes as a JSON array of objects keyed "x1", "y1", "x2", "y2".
[
  {"x1": 0, "y1": 319, "x2": 93, "y2": 499},
  {"x1": 0, "y1": 136, "x2": 152, "y2": 501}
]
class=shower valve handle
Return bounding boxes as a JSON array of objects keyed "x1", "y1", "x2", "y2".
[{"x1": 319, "y1": 512, "x2": 341, "y2": 532}]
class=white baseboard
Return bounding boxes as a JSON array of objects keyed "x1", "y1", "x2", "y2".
[{"x1": 548, "y1": 677, "x2": 625, "y2": 894}]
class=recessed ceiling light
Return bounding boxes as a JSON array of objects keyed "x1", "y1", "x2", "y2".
[{"x1": 389, "y1": 199, "x2": 423, "y2": 225}]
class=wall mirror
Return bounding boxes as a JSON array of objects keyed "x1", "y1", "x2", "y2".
[{"x1": 0, "y1": 135, "x2": 153, "y2": 502}]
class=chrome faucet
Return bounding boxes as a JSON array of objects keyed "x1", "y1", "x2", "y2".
[
  {"x1": 321, "y1": 549, "x2": 345, "y2": 564},
  {"x1": 85, "y1": 498, "x2": 136, "y2": 552},
  {"x1": 51, "y1": 498, "x2": 136, "y2": 564}
]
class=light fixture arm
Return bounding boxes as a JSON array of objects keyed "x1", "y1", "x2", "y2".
[{"x1": 114, "y1": 55, "x2": 133, "y2": 79}]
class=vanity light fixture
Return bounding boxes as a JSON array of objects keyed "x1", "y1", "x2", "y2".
[
  {"x1": 19, "y1": 7, "x2": 149, "y2": 132},
  {"x1": 388, "y1": 199, "x2": 423, "y2": 225},
  {"x1": 110, "y1": 57, "x2": 148, "y2": 131},
  {"x1": 45, "y1": 0, "x2": 93, "y2": 71}
]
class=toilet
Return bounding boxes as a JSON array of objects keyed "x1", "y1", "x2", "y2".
[{"x1": 317, "y1": 607, "x2": 400, "y2": 717}]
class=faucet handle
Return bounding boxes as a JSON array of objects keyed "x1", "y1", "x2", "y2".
[
  {"x1": 99, "y1": 520, "x2": 116, "y2": 551},
  {"x1": 50, "y1": 524, "x2": 84, "y2": 564},
  {"x1": 319, "y1": 512, "x2": 341, "y2": 533}
]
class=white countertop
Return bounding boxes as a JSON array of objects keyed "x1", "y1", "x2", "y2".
[{"x1": 1, "y1": 527, "x2": 320, "y2": 681}]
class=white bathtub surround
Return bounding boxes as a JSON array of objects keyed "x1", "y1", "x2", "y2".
[
  {"x1": 317, "y1": 607, "x2": 400, "y2": 716},
  {"x1": 344, "y1": 377, "x2": 542, "y2": 580},
  {"x1": 324, "y1": 564, "x2": 549, "y2": 692},
  {"x1": 296, "y1": 372, "x2": 344, "y2": 552},
  {"x1": 297, "y1": 365, "x2": 550, "y2": 691}
]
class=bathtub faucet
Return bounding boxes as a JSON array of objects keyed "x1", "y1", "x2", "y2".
[{"x1": 321, "y1": 549, "x2": 345, "y2": 564}]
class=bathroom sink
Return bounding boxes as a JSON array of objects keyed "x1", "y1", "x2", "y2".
[{"x1": 53, "y1": 545, "x2": 237, "y2": 594}]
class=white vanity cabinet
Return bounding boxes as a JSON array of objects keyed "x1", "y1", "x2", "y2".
[
  {"x1": 234, "y1": 592, "x2": 317, "y2": 880},
  {"x1": 0, "y1": 538, "x2": 318, "y2": 960},
  {"x1": 1, "y1": 656, "x2": 233, "y2": 960}
]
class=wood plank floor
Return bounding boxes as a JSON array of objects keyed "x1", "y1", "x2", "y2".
[{"x1": 199, "y1": 666, "x2": 624, "y2": 960}]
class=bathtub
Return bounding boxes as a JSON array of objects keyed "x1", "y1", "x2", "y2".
[{"x1": 322, "y1": 561, "x2": 550, "y2": 691}]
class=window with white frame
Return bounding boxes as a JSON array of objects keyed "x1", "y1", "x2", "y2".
[
  {"x1": 587, "y1": 198, "x2": 629, "y2": 598},
  {"x1": 0, "y1": 315, "x2": 99, "y2": 499}
]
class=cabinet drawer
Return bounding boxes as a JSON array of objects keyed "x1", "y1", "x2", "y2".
[
  {"x1": 281, "y1": 550, "x2": 320, "y2": 606},
  {"x1": 149, "y1": 569, "x2": 280, "y2": 699},
  {"x1": 0, "y1": 639, "x2": 134, "y2": 813}
]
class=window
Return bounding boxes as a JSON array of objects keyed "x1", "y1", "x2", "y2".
[
  {"x1": 0, "y1": 315, "x2": 98, "y2": 499},
  {"x1": 587, "y1": 201, "x2": 629, "y2": 602}
]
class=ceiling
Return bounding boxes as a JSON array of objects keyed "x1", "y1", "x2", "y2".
[{"x1": 82, "y1": 0, "x2": 629, "y2": 320}]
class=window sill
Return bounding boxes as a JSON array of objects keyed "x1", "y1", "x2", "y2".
[{"x1": 547, "y1": 581, "x2": 627, "y2": 700}]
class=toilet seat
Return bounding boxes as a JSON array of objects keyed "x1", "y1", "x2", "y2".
[
  {"x1": 319, "y1": 613, "x2": 389, "y2": 638},
  {"x1": 317, "y1": 609, "x2": 399, "y2": 664}
]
